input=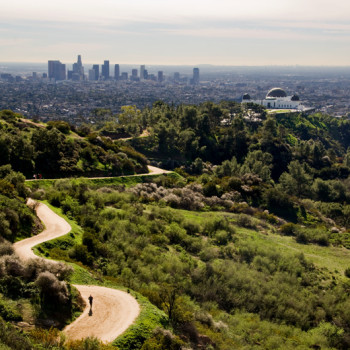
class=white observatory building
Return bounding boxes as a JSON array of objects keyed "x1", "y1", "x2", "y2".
[{"x1": 242, "y1": 88, "x2": 307, "y2": 111}]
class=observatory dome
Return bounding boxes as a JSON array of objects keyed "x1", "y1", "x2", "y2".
[{"x1": 266, "y1": 88, "x2": 287, "y2": 98}]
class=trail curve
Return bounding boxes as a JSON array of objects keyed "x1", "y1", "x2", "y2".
[{"x1": 13, "y1": 200, "x2": 140, "y2": 343}]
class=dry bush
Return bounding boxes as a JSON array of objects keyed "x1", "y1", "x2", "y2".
[
  {"x1": 25, "y1": 259, "x2": 73, "y2": 281},
  {"x1": 236, "y1": 214, "x2": 258, "y2": 229},
  {"x1": 221, "y1": 191, "x2": 242, "y2": 202},
  {"x1": 129, "y1": 182, "x2": 241, "y2": 211},
  {"x1": 35, "y1": 271, "x2": 69, "y2": 303},
  {"x1": 0, "y1": 255, "x2": 25, "y2": 277},
  {"x1": 163, "y1": 193, "x2": 181, "y2": 207},
  {"x1": 0, "y1": 240, "x2": 14, "y2": 257}
]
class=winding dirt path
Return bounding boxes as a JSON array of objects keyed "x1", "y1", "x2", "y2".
[
  {"x1": 26, "y1": 165, "x2": 171, "y2": 181},
  {"x1": 13, "y1": 200, "x2": 140, "y2": 343}
]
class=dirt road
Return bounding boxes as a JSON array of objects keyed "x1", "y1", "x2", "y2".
[
  {"x1": 64, "y1": 285, "x2": 139, "y2": 342},
  {"x1": 26, "y1": 165, "x2": 171, "y2": 181},
  {"x1": 14, "y1": 199, "x2": 71, "y2": 261},
  {"x1": 13, "y1": 200, "x2": 140, "y2": 343},
  {"x1": 147, "y1": 165, "x2": 171, "y2": 175}
]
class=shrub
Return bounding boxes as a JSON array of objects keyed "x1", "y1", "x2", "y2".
[
  {"x1": 47, "y1": 120, "x2": 71, "y2": 134},
  {"x1": 236, "y1": 214, "x2": 257, "y2": 229},
  {"x1": 345, "y1": 268, "x2": 350, "y2": 278},
  {"x1": 69, "y1": 245, "x2": 93, "y2": 266},
  {"x1": 280, "y1": 223, "x2": 297, "y2": 236},
  {"x1": 66, "y1": 337, "x2": 115, "y2": 350},
  {"x1": 35, "y1": 271, "x2": 69, "y2": 303},
  {"x1": 0, "y1": 241, "x2": 14, "y2": 257},
  {"x1": 0, "y1": 276, "x2": 27, "y2": 299},
  {"x1": 0, "y1": 317, "x2": 32, "y2": 350},
  {"x1": 0, "y1": 255, "x2": 24, "y2": 277},
  {"x1": 213, "y1": 230, "x2": 231, "y2": 245},
  {"x1": 0, "y1": 300, "x2": 22, "y2": 321},
  {"x1": 295, "y1": 228, "x2": 330, "y2": 246},
  {"x1": 25, "y1": 259, "x2": 73, "y2": 281},
  {"x1": 141, "y1": 328, "x2": 184, "y2": 350}
]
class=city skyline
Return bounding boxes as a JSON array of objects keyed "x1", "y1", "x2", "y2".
[
  {"x1": 1, "y1": 0, "x2": 350, "y2": 66},
  {"x1": 46, "y1": 55, "x2": 200, "y2": 83}
]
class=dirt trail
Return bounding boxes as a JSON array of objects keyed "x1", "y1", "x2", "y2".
[
  {"x1": 147, "y1": 165, "x2": 171, "y2": 175},
  {"x1": 13, "y1": 200, "x2": 140, "y2": 343},
  {"x1": 64, "y1": 285, "x2": 139, "y2": 342},
  {"x1": 26, "y1": 165, "x2": 171, "y2": 181}
]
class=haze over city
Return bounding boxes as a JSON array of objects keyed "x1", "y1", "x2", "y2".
[{"x1": 1, "y1": 0, "x2": 350, "y2": 65}]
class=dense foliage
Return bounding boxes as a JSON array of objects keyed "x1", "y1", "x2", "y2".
[
  {"x1": 0, "y1": 110, "x2": 148, "y2": 179},
  {"x1": 130, "y1": 102, "x2": 350, "y2": 172}
]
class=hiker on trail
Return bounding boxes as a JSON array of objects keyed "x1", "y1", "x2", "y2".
[{"x1": 88, "y1": 295, "x2": 93, "y2": 308}]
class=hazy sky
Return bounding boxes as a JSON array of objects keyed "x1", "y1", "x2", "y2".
[{"x1": 1, "y1": 0, "x2": 350, "y2": 65}]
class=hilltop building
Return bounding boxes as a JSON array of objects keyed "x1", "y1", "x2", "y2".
[{"x1": 242, "y1": 88, "x2": 308, "y2": 111}]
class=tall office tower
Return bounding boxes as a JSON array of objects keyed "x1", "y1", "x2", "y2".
[
  {"x1": 92, "y1": 64, "x2": 99, "y2": 80},
  {"x1": 48, "y1": 60, "x2": 66, "y2": 81},
  {"x1": 174, "y1": 72, "x2": 180, "y2": 82},
  {"x1": 72, "y1": 54, "x2": 84, "y2": 80},
  {"x1": 102, "y1": 60, "x2": 110, "y2": 80},
  {"x1": 140, "y1": 65, "x2": 145, "y2": 80},
  {"x1": 114, "y1": 64, "x2": 120, "y2": 80},
  {"x1": 158, "y1": 71, "x2": 164, "y2": 82},
  {"x1": 88, "y1": 69, "x2": 96, "y2": 81},
  {"x1": 192, "y1": 68, "x2": 200, "y2": 85},
  {"x1": 77, "y1": 55, "x2": 82, "y2": 69},
  {"x1": 143, "y1": 69, "x2": 148, "y2": 80},
  {"x1": 121, "y1": 72, "x2": 128, "y2": 80}
]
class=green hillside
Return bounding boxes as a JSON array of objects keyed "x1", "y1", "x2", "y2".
[
  {"x1": 0, "y1": 110, "x2": 148, "y2": 179},
  {"x1": 2, "y1": 104, "x2": 350, "y2": 349}
]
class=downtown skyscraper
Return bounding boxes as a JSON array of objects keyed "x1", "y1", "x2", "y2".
[
  {"x1": 114, "y1": 64, "x2": 120, "y2": 80},
  {"x1": 48, "y1": 60, "x2": 66, "y2": 81},
  {"x1": 102, "y1": 60, "x2": 110, "y2": 80}
]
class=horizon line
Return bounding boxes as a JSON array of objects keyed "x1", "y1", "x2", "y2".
[{"x1": 1, "y1": 61, "x2": 350, "y2": 68}]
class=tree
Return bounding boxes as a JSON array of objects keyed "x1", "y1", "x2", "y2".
[
  {"x1": 81, "y1": 145, "x2": 98, "y2": 171},
  {"x1": 279, "y1": 160, "x2": 312, "y2": 197},
  {"x1": 240, "y1": 151, "x2": 273, "y2": 182},
  {"x1": 261, "y1": 116, "x2": 277, "y2": 142},
  {"x1": 118, "y1": 105, "x2": 142, "y2": 136}
]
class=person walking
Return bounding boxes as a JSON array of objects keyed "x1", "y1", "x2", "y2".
[{"x1": 88, "y1": 295, "x2": 93, "y2": 308}]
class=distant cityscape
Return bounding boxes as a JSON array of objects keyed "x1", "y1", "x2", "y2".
[
  {"x1": 1, "y1": 57, "x2": 350, "y2": 123},
  {"x1": 42, "y1": 55, "x2": 201, "y2": 85}
]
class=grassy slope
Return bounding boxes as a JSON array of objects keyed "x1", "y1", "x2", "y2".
[{"x1": 173, "y1": 207, "x2": 350, "y2": 275}]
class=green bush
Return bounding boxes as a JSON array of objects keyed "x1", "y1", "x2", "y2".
[
  {"x1": 280, "y1": 223, "x2": 297, "y2": 236},
  {"x1": 0, "y1": 300, "x2": 22, "y2": 321}
]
